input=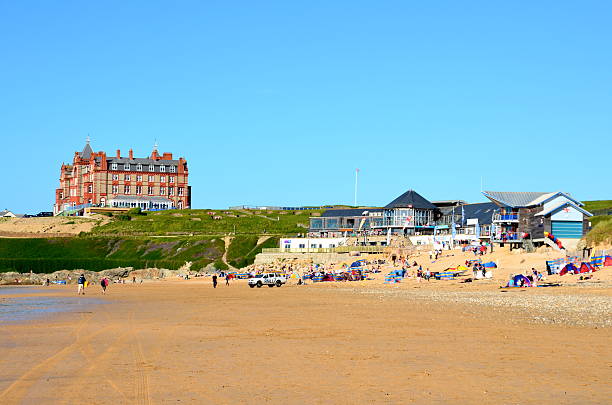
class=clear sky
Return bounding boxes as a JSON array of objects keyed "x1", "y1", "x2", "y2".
[{"x1": 1, "y1": 1, "x2": 610, "y2": 213}]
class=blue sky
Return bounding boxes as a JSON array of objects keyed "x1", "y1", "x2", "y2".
[{"x1": 1, "y1": 1, "x2": 610, "y2": 213}]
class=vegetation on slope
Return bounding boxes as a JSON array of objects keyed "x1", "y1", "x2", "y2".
[
  {"x1": 0, "y1": 236, "x2": 224, "y2": 273},
  {"x1": 226, "y1": 236, "x2": 279, "y2": 269},
  {"x1": 90, "y1": 209, "x2": 320, "y2": 236},
  {"x1": 585, "y1": 217, "x2": 612, "y2": 245},
  {"x1": 582, "y1": 200, "x2": 612, "y2": 213}
]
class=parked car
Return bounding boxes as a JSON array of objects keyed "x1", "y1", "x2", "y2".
[{"x1": 248, "y1": 273, "x2": 287, "y2": 288}]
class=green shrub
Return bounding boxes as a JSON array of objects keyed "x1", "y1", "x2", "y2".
[
  {"x1": 127, "y1": 207, "x2": 145, "y2": 216},
  {"x1": 213, "y1": 259, "x2": 229, "y2": 271},
  {"x1": 116, "y1": 214, "x2": 132, "y2": 221}
]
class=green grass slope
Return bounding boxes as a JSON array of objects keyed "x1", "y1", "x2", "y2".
[
  {"x1": 586, "y1": 217, "x2": 612, "y2": 245},
  {"x1": 227, "y1": 236, "x2": 279, "y2": 269},
  {"x1": 0, "y1": 236, "x2": 224, "y2": 273},
  {"x1": 90, "y1": 209, "x2": 320, "y2": 236}
]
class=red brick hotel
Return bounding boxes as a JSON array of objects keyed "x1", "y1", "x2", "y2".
[{"x1": 54, "y1": 141, "x2": 190, "y2": 215}]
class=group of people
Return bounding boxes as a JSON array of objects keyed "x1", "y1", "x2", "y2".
[
  {"x1": 468, "y1": 244, "x2": 488, "y2": 256},
  {"x1": 71, "y1": 274, "x2": 111, "y2": 295}
]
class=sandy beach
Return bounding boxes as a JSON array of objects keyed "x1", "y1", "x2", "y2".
[{"x1": 1, "y1": 269, "x2": 610, "y2": 405}]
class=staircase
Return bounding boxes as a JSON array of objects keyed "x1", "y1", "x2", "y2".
[{"x1": 523, "y1": 238, "x2": 535, "y2": 253}]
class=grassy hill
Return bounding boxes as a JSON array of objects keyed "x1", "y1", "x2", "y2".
[
  {"x1": 0, "y1": 236, "x2": 225, "y2": 273},
  {"x1": 90, "y1": 208, "x2": 321, "y2": 236}
]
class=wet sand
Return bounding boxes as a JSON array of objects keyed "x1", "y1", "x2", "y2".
[{"x1": 0, "y1": 279, "x2": 610, "y2": 404}]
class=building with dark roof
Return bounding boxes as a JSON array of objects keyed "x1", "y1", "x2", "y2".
[
  {"x1": 309, "y1": 208, "x2": 384, "y2": 237},
  {"x1": 54, "y1": 141, "x2": 190, "y2": 215},
  {"x1": 374, "y1": 189, "x2": 439, "y2": 235},
  {"x1": 483, "y1": 190, "x2": 592, "y2": 249},
  {"x1": 309, "y1": 189, "x2": 439, "y2": 237}
]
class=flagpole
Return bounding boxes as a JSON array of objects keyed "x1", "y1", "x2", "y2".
[{"x1": 354, "y1": 168, "x2": 359, "y2": 206}]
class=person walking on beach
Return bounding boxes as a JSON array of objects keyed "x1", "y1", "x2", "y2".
[
  {"x1": 100, "y1": 278, "x2": 109, "y2": 294},
  {"x1": 225, "y1": 274, "x2": 230, "y2": 286},
  {"x1": 77, "y1": 274, "x2": 86, "y2": 295},
  {"x1": 212, "y1": 274, "x2": 218, "y2": 288}
]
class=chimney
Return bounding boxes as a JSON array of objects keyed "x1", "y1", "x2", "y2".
[
  {"x1": 162, "y1": 152, "x2": 173, "y2": 160},
  {"x1": 129, "y1": 149, "x2": 134, "y2": 159},
  {"x1": 116, "y1": 149, "x2": 121, "y2": 158}
]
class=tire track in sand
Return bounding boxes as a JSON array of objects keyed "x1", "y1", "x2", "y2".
[
  {"x1": 0, "y1": 314, "x2": 114, "y2": 404},
  {"x1": 130, "y1": 310, "x2": 151, "y2": 405}
]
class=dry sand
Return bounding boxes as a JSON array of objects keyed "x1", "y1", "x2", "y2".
[
  {"x1": 0, "y1": 216, "x2": 108, "y2": 237},
  {"x1": 0, "y1": 271, "x2": 610, "y2": 405}
]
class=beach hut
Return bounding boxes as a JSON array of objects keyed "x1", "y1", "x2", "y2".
[
  {"x1": 579, "y1": 262, "x2": 597, "y2": 273},
  {"x1": 559, "y1": 263, "x2": 578, "y2": 276}
]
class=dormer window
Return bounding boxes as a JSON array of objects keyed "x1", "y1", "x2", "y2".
[
  {"x1": 111, "y1": 163, "x2": 118, "y2": 170},
  {"x1": 149, "y1": 164, "x2": 154, "y2": 172},
  {"x1": 169, "y1": 166, "x2": 176, "y2": 173},
  {"x1": 136, "y1": 164, "x2": 143, "y2": 171},
  {"x1": 160, "y1": 165, "x2": 166, "y2": 173},
  {"x1": 124, "y1": 163, "x2": 130, "y2": 170}
]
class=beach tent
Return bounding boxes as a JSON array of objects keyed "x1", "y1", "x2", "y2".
[
  {"x1": 605, "y1": 256, "x2": 612, "y2": 266},
  {"x1": 506, "y1": 274, "x2": 531, "y2": 287},
  {"x1": 350, "y1": 260, "x2": 366, "y2": 268},
  {"x1": 579, "y1": 262, "x2": 597, "y2": 273},
  {"x1": 513, "y1": 274, "x2": 532, "y2": 287},
  {"x1": 483, "y1": 261, "x2": 497, "y2": 268},
  {"x1": 456, "y1": 265, "x2": 468, "y2": 271},
  {"x1": 559, "y1": 263, "x2": 578, "y2": 276}
]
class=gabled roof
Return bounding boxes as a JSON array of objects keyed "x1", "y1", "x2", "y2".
[
  {"x1": 79, "y1": 143, "x2": 93, "y2": 159},
  {"x1": 482, "y1": 191, "x2": 551, "y2": 208},
  {"x1": 529, "y1": 191, "x2": 583, "y2": 207},
  {"x1": 385, "y1": 190, "x2": 437, "y2": 210},
  {"x1": 535, "y1": 200, "x2": 593, "y2": 217},
  {"x1": 321, "y1": 208, "x2": 383, "y2": 218}
]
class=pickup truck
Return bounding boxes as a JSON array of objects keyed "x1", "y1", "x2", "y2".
[{"x1": 248, "y1": 273, "x2": 287, "y2": 288}]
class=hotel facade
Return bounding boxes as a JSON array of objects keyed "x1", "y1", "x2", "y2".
[{"x1": 54, "y1": 142, "x2": 190, "y2": 215}]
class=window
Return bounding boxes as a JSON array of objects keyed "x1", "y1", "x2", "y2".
[
  {"x1": 148, "y1": 175, "x2": 154, "y2": 182},
  {"x1": 178, "y1": 187, "x2": 184, "y2": 196},
  {"x1": 177, "y1": 200, "x2": 183, "y2": 209},
  {"x1": 124, "y1": 163, "x2": 130, "y2": 170},
  {"x1": 149, "y1": 164, "x2": 154, "y2": 172},
  {"x1": 136, "y1": 186, "x2": 142, "y2": 195},
  {"x1": 169, "y1": 187, "x2": 174, "y2": 196},
  {"x1": 160, "y1": 165, "x2": 166, "y2": 172},
  {"x1": 169, "y1": 176, "x2": 175, "y2": 183},
  {"x1": 87, "y1": 185, "x2": 93, "y2": 193},
  {"x1": 169, "y1": 166, "x2": 176, "y2": 173},
  {"x1": 148, "y1": 186, "x2": 154, "y2": 195},
  {"x1": 160, "y1": 176, "x2": 166, "y2": 183},
  {"x1": 112, "y1": 185, "x2": 118, "y2": 194},
  {"x1": 136, "y1": 164, "x2": 142, "y2": 171},
  {"x1": 124, "y1": 185, "x2": 130, "y2": 194},
  {"x1": 299, "y1": 244, "x2": 306, "y2": 249},
  {"x1": 112, "y1": 174, "x2": 119, "y2": 181},
  {"x1": 59, "y1": 192, "x2": 64, "y2": 199},
  {"x1": 111, "y1": 163, "x2": 118, "y2": 170},
  {"x1": 284, "y1": 244, "x2": 291, "y2": 249},
  {"x1": 136, "y1": 175, "x2": 142, "y2": 182},
  {"x1": 160, "y1": 187, "x2": 166, "y2": 195},
  {"x1": 125, "y1": 174, "x2": 131, "y2": 181}
]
